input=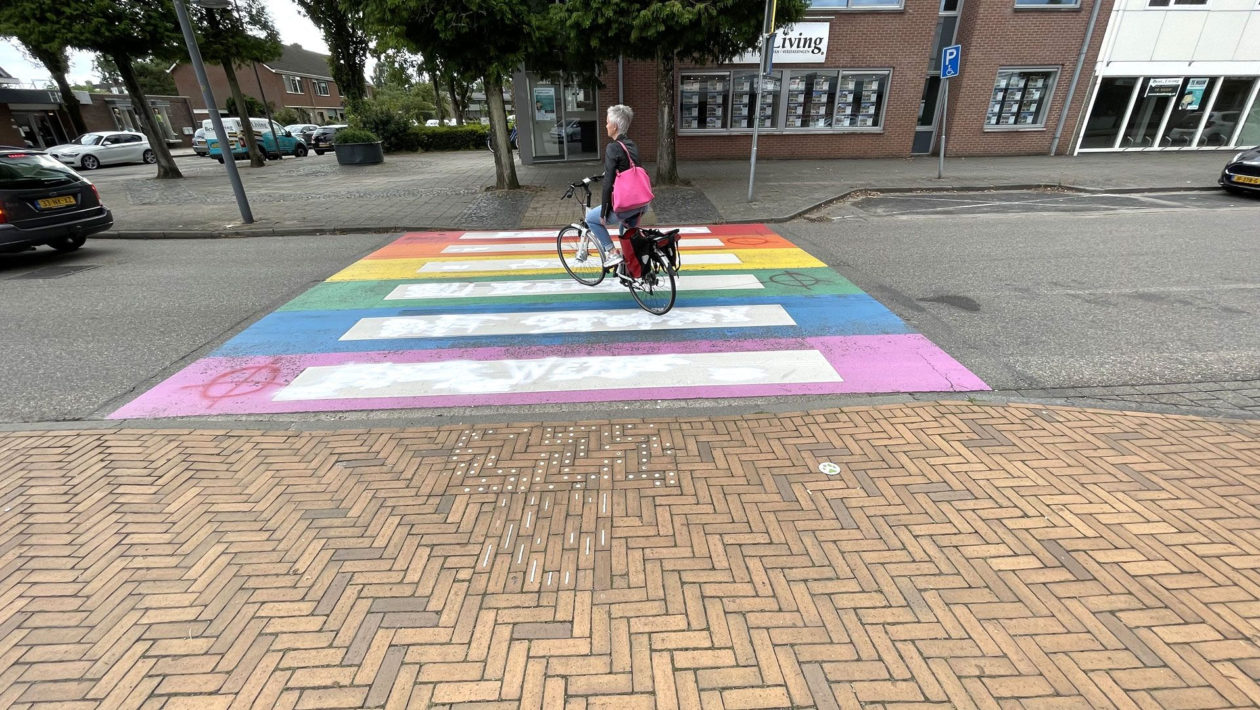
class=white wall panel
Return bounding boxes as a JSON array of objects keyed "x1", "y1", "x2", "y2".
[
  {"x1": 1194, "y1": 14, "x2": 1248, "y2": 62},
  {"x1": 1152, "y1": 12, "x2": 1209, "y2": 63},
  {"x1": 1109, "y1": 13, "x2": 1164, "y2": 62},
  {"x1": 1239, "y1": 15, "x2": 1260, "y2": 62}
]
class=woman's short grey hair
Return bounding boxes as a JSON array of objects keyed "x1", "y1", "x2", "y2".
[{"x1": 607, "y1": 105, "x2": 633, "y2": 135}]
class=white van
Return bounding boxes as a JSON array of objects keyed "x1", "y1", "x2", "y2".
[
  {"x1": 201, "y1": 117, "x2": 305, "y2": 161},
  {"x1": 201, "y1": 117, "x2": 285, "y2": 140}
]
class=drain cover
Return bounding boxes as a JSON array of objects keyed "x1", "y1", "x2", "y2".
[{"x1": 13, "y1": 264, "x2": 100, "y2": 280}]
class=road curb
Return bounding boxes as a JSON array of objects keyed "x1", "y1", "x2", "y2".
[{"x1": 93, "y1": 183, "x2": 1225, "y2": 238}]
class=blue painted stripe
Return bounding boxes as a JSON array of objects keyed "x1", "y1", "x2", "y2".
[{"x1": 211, "y1": 294, "x2": 911, "y2": 356}]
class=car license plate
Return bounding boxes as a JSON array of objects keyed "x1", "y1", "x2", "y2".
[
  {"x1": 1232, "y1": 175, "x2": 1260, "y2": 185},
  {"x1": 37, "y1": 195, "x2": 77, "y2": 209}
]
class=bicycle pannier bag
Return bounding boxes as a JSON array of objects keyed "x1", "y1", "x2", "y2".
[{"x1": 611, "y1": 140, "x2": 654, "y2": 212}]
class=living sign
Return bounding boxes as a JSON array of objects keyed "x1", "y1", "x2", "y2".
[{"x1": 733, "y1": 22, "x2": 830, "y2": 65}]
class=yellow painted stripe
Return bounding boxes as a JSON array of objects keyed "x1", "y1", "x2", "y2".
[{"x1": 327, "y1": 248, "x2": 826, "y2": 282}]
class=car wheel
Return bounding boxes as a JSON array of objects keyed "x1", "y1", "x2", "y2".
[
  {"x1": 49, "y1": 235, "x2": 86, "y2": 253},
  {"x1": 143, "y1": 149, "x2": 157, "y2": 164},
  {"x1": 216, "y1": 155, "x2": 224, "y2": 164},
  {"x1": 80, "y1": 155, "x2": 100, "y2": 170},
  {"x1": 294, "y1": 144, "x2": 308, "y2": 157}
]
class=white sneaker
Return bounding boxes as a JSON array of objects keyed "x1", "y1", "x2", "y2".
[
  {"x1": 575, "y1": 245, "x2": 589, "y2": 262},
  {"x1": 602, "y1": 251, "x2": 623, "y2": 267}
]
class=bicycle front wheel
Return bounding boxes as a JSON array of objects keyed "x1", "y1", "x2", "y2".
[
  {"x1": 629, "y1": 252, "x2": 677, "y2": 315},
  {"x1": 557, "y1": 226, "x2": 605, "y2": 286}
]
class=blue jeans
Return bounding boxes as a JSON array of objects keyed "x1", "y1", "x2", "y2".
[{"x1": 585, "y1": 206, "x2": 642, "y2": 251}]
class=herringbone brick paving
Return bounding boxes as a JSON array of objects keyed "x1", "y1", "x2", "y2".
[{"x1": 0, "y1": 402, "x2": 1258, "y2": 709}]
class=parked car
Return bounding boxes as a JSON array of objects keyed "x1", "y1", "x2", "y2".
[
  {"x1": 550, "y1": 119, "x2": 581, "y2": 141},
  {"x1": 204, "y1": 117, "x2": 307, "y2": 162},
  {"x1": 1166, "y1": 111, "x2": 1241, "y2": 147},
  {"x1": 309, "y1": 124, "x2": 348, "y2": 155},
  {"x1": 285, "y1": 123, "x2": 320, "y2": 146},
  {"x1": 192, "y1": 127, "x2": 209, "y2": 157},
  {"x1": 1219, "y1": 146, "x2": 1260, "y2": 195},
  {"x1": 0, "y1": 147, "x2": 112, "y2": 254},
  {"x1": 46, "y1": 131, "x2": 156, "y2": 170},
  {"x1": 424, "y1": 119, "x2": 458, "y2": 127}
]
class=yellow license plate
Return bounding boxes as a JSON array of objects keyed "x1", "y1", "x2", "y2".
[
  {"x1": 1232, "y1": 175, "x2": 1260, "y2": 185},
  {"x1": 37, "y1": 195, "x2": 77, "y2": 209}
]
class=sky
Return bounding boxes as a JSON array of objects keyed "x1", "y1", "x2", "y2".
[{"x1": 0, "y1": 0, "x2": 330, "y2": 87}]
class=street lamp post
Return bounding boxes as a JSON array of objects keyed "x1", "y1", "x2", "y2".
[{"x1": 172, "y1": 0, "x2": 254, "y2": 223}]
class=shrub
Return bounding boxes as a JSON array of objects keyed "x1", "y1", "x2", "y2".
[
  {"x1": 350, "y1": 102, "x2": 419, "y2": 153},
  {"x1": 413, "y1": 124, "x2": 490, "y2": 151},
  {"x1": 333, "y1": 127, "x2": 380, "y2": 145}
]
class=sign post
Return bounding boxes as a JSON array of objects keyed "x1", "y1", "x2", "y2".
[
  {"x1": 938, "y1": 44, "x2": 960, "y2": 180},
  {"x1": 748, "y1": 0, "x2": 777, "y2": 202}
]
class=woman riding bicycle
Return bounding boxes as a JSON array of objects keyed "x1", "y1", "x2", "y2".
[{"x1": 588, "y1": 104, "x2": 645, "y2": 268}]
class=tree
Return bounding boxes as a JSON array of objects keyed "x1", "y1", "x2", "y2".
[
  {"x1": 0, "y1": 3, "x2": 89, "y2": 135},
  {"x1": 47, "y1": 0, "x2": 186, "y2": 178},
  {"x1": 193, "y1": 1, "x2": 281, "y2": 168},
  {"x1": 361, "y1": 0, "x2": 550, "y2": 189},
  {"x1": 561, "y1": 0, "x2": 809, "y2": 185},
  {"x1": 94, "y1": 56, "x2": 177, "y2": 96},
  {"x1": 292, "y1": 0, "x2": 369, "y2": 109}
]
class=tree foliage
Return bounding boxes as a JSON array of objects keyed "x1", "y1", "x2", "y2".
[
  {"x1": 0, "y1": 5, "x2": 89, "y2": 135},
  {"x1": 94, "y1": 56, "x2": 177, "y2": 96},
  {"x1": 292, "y1": 0, "x2": 370, "y2": 108}
]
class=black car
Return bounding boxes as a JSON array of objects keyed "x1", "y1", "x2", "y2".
[
  {"x1": 1220, "y1": 146, "x2": 1260, "y2": 196},
  {"x1": 0, "y1": 147, "x2": 113, "y2": 254},
  {"x1": 309, "y1": 124, "x2": 348, "y2": 155}
]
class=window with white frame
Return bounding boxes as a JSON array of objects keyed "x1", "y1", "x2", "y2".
[
  {"x1": 987, "y1": 69, "x2": 1056, "y2": 128},
  {"x1": 807, "y1": 0, "x2": 902, "y2": 8},
  {"x1": 1147, "y1": 0, "x2": 1208, "y2": 5},
  {"x1": 283, "y1": 75, "x2": 303, "y2": 94},
  {"x1": 314, "y1": 80, "x2": 330, "y2": 96}
]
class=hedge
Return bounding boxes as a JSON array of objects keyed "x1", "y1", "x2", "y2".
[{"x1": 412, "y1": 124, "x2": 490, "y2": 151}]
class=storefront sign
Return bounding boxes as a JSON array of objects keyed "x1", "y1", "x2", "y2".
[
  {"x1": 1180, "y1": 78, "x2": 1209, "y2": 111},
  {"x1": 733, "y1": 22, "x2": 830, "y2": 65},
  {"x1": 533, "y1": 87, "x2": 555, "y2": 121},
  {"x1": 1145, "y1": 77, "x2": 1182, "y2": 97}
]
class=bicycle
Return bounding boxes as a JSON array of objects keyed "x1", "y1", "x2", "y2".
[
  {"x1": 486, "y1": 126, "x2": 519, "y2": 153},
  {"x1": 556, "y1": 176, "x2": 680, "y2": 315}
]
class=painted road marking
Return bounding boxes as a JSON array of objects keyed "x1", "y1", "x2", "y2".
[
  {"x1": 340, "y1": 305, "x2": 797, "y2": 340},
  {"x1": 441, "y1": 238, "x2": 726, "y2": 254},
  {"x1": 469, "y1": 227, "x2": 713, "y2": 239},
  {"x1": 418, "y1": 253, "x2": 742, "y2": 273},
  {"x1": 384, "y1": 274, "x2": 765, "y2": 300},
  {"x1": 273, "y1": 349, "x2": 842, "y2": 400}
]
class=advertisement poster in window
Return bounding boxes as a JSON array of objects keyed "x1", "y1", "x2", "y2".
[
  {"x1": 533, "y1": 88, "x2": 556, "y2": 121},
  {"x1": 1180, "y1": 78, "x2": 1209, "y2": 111},
  {"x1": 1145, "y1": 77, "x2": 1181, "y2": 97}
]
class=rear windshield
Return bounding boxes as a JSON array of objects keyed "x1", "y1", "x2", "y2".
[{"x1": 0, "y1": 152, "x2": 79, "y2": 188}]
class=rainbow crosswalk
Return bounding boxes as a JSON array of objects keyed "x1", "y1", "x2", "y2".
[{"x1": 110, "y1": 225, "x2": 987, "y2": 418}]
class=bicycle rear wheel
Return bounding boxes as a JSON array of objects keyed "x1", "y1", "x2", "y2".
[
  {"x1": 557, "y1": 226, "x2": 605, "y2": 286},
  {"x1": 629, "y1": 252, "x2": 676, "y2": 315}
]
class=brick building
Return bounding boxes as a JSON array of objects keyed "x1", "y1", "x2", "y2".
[
  {"x1": 514, "y1": 0, "x2": 1117, "y2": 164},
  {"x1": 171, "y1": 43, "x2": 347, "y2": 124},
  {"x1": 1, "y1": 83, "x2": 197, "y2": 150}
]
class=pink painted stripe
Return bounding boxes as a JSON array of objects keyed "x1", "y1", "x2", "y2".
[{"x1": 110, "y1": 335, "x2": 987, "y2": 419}]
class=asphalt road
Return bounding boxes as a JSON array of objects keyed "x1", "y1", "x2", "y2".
[{"x1": 1, "y1": 190, "x2": 1256, "y2": 425}]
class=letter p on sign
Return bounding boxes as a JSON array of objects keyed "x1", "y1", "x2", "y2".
[{"x1": 941, "y1": 44, "x2": 961, "y2": 79}]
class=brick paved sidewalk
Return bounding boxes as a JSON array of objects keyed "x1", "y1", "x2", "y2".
[{"x1": 1, "y1": 402, "x2": 1258, "y2": 709}]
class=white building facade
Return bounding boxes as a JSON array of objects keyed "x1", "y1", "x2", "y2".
[{"x1": 1076, "y1": 0, "x2": 1260, "y2": 152}]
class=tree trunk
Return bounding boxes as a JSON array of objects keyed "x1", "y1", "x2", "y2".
[
  {"x1": 222, "y1": 60, "x2": 265, "y2": 167},
  {"x1": 113, "y1": 53, "x2": 181, "y2": 180},
  {"x1": 430, "y1": 61, "x2": 445, "y2": 123},
  {"x1": 485, "y1": 73, "x2": 519, "y2": 190},
  {"x1": 655, "y1": 48, "x2": 679, "y2": 185},
  {"x1": 447, "y1": 77, "x2": 462, "y2": 125},
  {"x1": 29, "y1": 46, "x2": 87, "y2": 136}
]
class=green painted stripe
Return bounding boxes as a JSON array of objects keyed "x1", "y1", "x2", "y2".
[{"x1": 280, "y1": 268, "x2": 859, "y2": 311}]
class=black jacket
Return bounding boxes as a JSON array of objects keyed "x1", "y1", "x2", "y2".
[{"x1": 601, "y1": 134, "x2": 641, "y2": 221}]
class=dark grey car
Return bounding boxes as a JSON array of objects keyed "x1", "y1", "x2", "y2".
[
  {"x1": 0, "y1": 147, "x2": 113, "y2": 253},
  {"x1": 1220, "y1": 146, "x2": 1260, "y2": 195}
]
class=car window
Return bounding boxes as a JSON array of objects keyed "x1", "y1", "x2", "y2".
[
  {"x1": 74, "y1": 133, "x2": 105, "y2": 146},
  {"x1": 0, "y1": 151, "x2": 79, "y2": 188}
]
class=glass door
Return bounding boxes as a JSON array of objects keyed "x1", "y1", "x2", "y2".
[
  {"x1": 528, "y1": 77, "x2": 564, "y2": 162},
  {"x1": 526, "y1": 75, "x2": 600, "y2": 162}
]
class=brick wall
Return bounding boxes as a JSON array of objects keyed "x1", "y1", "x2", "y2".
[
  {"x1": 595, "y1": 0, "x2": 1111, "y2": 160},
  {"x1": 171, "y1": 63, "x2": 344, "y2": 120},
  {"x1": 945, "y1": 0, "x2": 1113, "y2": 157}
]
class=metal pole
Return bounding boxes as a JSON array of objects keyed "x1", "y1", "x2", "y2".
[
  {"x1": 747, "y1": 60, "x2": 763, "y2": 202},
  {"x1": 173, "y1": 0, "x2": 253, "y2": 223},
  {"x1": 251, "y1": 60, "x2": 280, "y2": 159},
  {"x1": 938, "y1": 79, "x2": 948, "y2": 179}
]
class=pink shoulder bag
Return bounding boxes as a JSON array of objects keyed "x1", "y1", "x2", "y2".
[{"x1": 611, "y1": 140, "x2": 654, "y2": 213}]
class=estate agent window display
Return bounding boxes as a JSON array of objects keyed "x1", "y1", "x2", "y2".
[{"x1": 678, "y1": 68, "x2": 891, "y2": 134}]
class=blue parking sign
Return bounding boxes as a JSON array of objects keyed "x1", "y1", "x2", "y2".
[{"x1": 941, "y1": 44, "x2": 961, "y2": 79}]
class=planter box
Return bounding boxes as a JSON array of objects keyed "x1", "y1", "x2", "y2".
[{"x1": 334, "y1": 141, "x2": 384, "y2": 165}]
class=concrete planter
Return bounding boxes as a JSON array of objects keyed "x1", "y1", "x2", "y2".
[{"x1": 333, "y1": 141, "x2": 384, "y2": 165}]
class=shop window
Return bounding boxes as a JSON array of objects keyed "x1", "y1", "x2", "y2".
[
  {"x1": 1015, "y1": 0, "x2": 1080, "y2": 6},
  {"x1": 1080, "y1": 77, "x2": 1137, "y2": 149},
  {"x1": 785, "y1": 71, "x2": 839, "y2": 128},
  {"x1": 730, "y1": 71, "x2": 781, "y2": 129},
  {"x1": 1147, "y1": 0, "x2": 1207, "y2": 6},
  {"x1": 679, "y1": 74, "x2": 729, "y2": 130},
  {"x1": 283, "y1": 75, "x2": 303, "y2": 94},
  {"x1": 834, "y1": 72, "x2": 889, "y2": 128},
  {"x1": 1199, "y1": 77, "x2": 1257, "y2": 146},
  {"x1": 315, "y1": 81, "x2": 330, "y2": 97},
  {"x1": 986, "y1": 69, "x2": 1056, "y2": 128}
]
